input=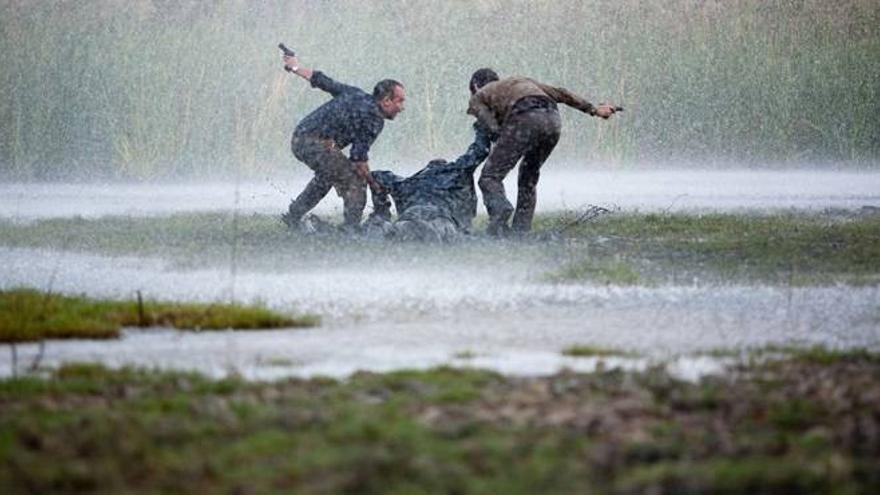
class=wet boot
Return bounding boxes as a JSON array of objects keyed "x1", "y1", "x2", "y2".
[
  {"x1": 483, "y1": 192, "x2": 513, "y2": 238},
  {"x1": 486, "y1": 219, "x2": 511, "y2": 238},
  {"x1": 486, "y1": 209, "x2": 512, "y2": 237},
  {"x1": 282, "y1": 173, "x2": 333, "y2": 230},
  {"x1": 280, "y1": 208, "x2": 301, "y2": 229},
  {"x1": 281, "y1": 200, "x2": 308, "y2": 229}
]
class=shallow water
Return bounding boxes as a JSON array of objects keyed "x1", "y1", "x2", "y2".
[
  {"x1": 2, "y1": 245, "x2": 878, "y2": 380},
  {"x1": 2, "y1": 169, "x2": 879, "y2": 379},
  {"x1": 3, "y1": 169, "x2": 879, "y2": 222}
]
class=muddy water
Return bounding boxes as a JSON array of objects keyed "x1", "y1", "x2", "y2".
[{"x1": 2, "y1": 169, "x2": 880, "y2": 379}]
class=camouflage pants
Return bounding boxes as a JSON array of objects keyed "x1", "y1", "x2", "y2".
[
  {"x1": 394, "y1": 205, "x2": 459, "y2": 242},
  {"x1": 478, "y1": 108, "x2": 561, "y2": 233},
  {"x1": 363, "y1": 205, "x2": 460, "y2": 242},
  {"x1": 288, "y1": 135, "x2": 366, "y2": 226}
]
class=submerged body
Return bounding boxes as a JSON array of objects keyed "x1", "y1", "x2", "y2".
[{"x1": 367, "y1": 134, "x2": 492, "y2": 240}]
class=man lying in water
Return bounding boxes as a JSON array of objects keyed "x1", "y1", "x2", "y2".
[{"x1": 364, "y1": 125, "x2": 493, "y2": 241}]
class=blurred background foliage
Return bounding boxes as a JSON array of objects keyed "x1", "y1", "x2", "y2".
[{"x1": 1, "y1": 0, "x2": 878, "y2": 180}]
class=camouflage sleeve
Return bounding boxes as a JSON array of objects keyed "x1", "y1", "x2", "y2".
[
  {"x1": 451, "y1": 121, "x2": 493, "y2": 171},
  {"x1": 467, "y1": 93, "x2": 501, "y2": 135},
  {"x1": 535, "y1": 81, "x2": 596, "y2": 116},
  {"x1": 309, "y1": 70, "x2": 360, "y2": 97}
]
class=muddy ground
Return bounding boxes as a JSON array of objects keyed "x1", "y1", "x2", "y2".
[{"x1": 1, "y1": 349, "x2": 878, "y2": 494}]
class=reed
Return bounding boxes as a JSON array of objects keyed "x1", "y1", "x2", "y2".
[{"x1": 1, "y1": 0, "x2": 877, "y2": 179}]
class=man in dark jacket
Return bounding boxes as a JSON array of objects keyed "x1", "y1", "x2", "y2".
[
  {"x1": 468, "y1": 73, "x2": 619, "y2": 235},
  {"x1": 280, "y1": 53, "x2": 405, "y2": 230}
]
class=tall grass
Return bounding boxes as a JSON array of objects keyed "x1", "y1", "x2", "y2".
[{"x1": 1, "y1": 0, "x2": 878, "y2": 180}]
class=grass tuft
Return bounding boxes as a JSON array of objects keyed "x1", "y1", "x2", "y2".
[
  {"x1": 562, "y1": 345, "x2": 636, "y2": 358},
  {"x1": 0, "y1": 288, "x2": 318, "y2": 343}
]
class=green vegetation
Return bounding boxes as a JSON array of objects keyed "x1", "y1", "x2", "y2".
[
  {"x1": 550, "y1": 211, "x2": 880, "y2": 285},
  {"x1": 1, "y1": 0, "x2": 878, "y2": 179},
  {"x1": 0, "y1": 211, "x2": 551, "y2": 273},
  {"x1": 0, "y1": 212, "x2": 291, "y2": 261},
  {"x1": 562, "y1": 345, "x2": 636, "y2": 358},
  {"x1": 3, "y1": 210, "x2": 879, "y2": 286},
  {"x1": 453, "y1": 350, "x2": 478, "y2": 360},
  {"x1": 616, "y1": 457, "x2": 853, "y2": 495},
  {"x1": 2, "y1": 351, "x2": 878, "y2": 494},
  {"x1": 547, "y1": 259, "x2": 641, "y2": 285},
  {"x1": 746, "y1": 344, "x2": 880, "y2": 366},
  {"x1": 0, "y1": 288, "x2": 318, "y2": 343}
]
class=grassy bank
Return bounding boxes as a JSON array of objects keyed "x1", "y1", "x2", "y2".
[
  {"x1": 0, "y1": 211, "x2": 550, "y2": 273},
  {"x1": 1, "y1": 0, "x2": 878, "y2": 179},
  {"x1": 0, "y1": 288, "x2": 319, "y2": 343},
  {"x1": 2, "y1": 210, "x2": 878, "y2": 286},
  {"x1": 542, "y1": 210, "x2": 880, "y2": 285},
  {"x1": 1, "y1": 350, "x2": 878, "y2": 493}
]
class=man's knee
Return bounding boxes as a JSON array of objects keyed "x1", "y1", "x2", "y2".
[
  {"x1": 347, "y1": 194, "x2": 367, "y2": 213},
  {"x1": 291, "y1": 136, "x2": 310, "y2": 162},
  {"x1": 478, "y1": 174, "x2": 501, "y2": 194},
  {"x1": 342, "y1": 184, "x2": 367, "y2": 214}
]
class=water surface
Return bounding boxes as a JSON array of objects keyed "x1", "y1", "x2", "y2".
[{"x1": 2, "y1": 169, "x2": 879, "y2": 379}]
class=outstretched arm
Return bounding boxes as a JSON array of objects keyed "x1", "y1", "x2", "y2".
[
  {"x1": 451, "y1": 121, "x2": 493, "y2": 171},
  {"x1": 535, "y1": 81, "x2": 620, "y2": 119},
  {"x1": 467, "y1": 93, "x2": 501, "y2": 135}
]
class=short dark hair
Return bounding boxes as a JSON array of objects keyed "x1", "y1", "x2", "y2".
[
  {"x1": 469, "y1": 68, "x2": 499, "y2": 94},
  {"x1": 373, "y1": 79, "x2": 403, "y2": 100}
]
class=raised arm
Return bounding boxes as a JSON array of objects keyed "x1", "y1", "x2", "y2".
[{"x1": 283, "y1": 55, "x2": 357, "y2": 97}]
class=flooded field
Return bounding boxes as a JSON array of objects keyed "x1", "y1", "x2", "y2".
[
  {"x1": 3, "y1": 168, "x2": 880, "y2": 221},
  {"x1": 2, "y1": 169, "x2": 879, "y2": 379}
]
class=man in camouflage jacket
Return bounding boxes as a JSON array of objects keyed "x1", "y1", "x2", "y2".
[{"x1": 468, "y1": 72, "x2": 620, "y2": 235}]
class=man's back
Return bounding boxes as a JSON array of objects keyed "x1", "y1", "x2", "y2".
[
  {"x1": 293, "y1": 71, "x2": 385, "y2": 162},
  {"x1": 468, "y1": 77, "x2": 595, "y2": 134}
]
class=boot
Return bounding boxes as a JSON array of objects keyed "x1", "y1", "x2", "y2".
[{"x1": 486, "y1": 217, "x2": 511, "y2": 237}]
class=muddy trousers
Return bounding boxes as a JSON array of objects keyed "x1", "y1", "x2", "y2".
[
  {"x1": 478, "y1": 108, "x2": 561, "y2": 233},
  {"x1": 288, "y1": 135, "x2": 367, "y2": 227}
]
